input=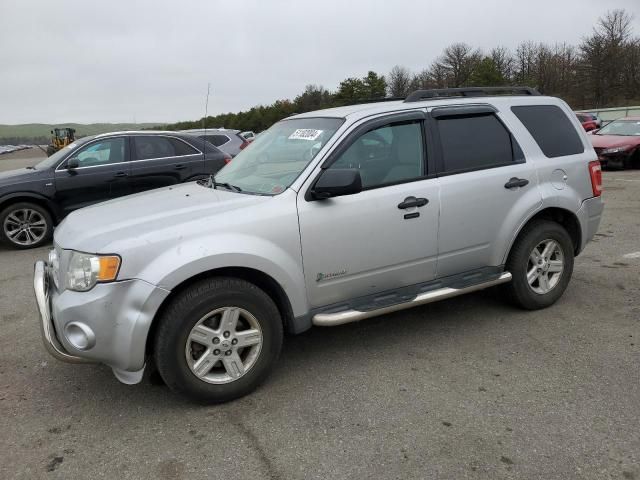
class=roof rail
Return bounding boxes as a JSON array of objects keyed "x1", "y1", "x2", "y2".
[
  {"x1": 358, "y1": 96, "x2": 406, "y2": 104},
  {"x1": 404, "y1": 86, "x2": 540, "y2": 103}
]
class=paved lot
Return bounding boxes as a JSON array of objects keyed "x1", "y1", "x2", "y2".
[{"x1": 0, "y1": 154, "x2": 639, "y2": 479}]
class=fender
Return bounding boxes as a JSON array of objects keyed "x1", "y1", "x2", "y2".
[
  {"x1": 501, "y1": 198, "x2": 582, "y2": 264},
  {"x1": 126, "y1": 233, "x2": 310, "y2": 319}
]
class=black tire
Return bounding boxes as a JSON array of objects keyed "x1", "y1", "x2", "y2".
[
  {"x1": 504, "y1": 220, "x2": 574, "y2": 310},
  {"x1": 626, "y1": 152, "x2": 640, "y2": 170},
  {"x1": 0, "y1": 202, "x2": 53, "y2": 249},
  {"x1": 154, "y1": 277, "x2": 283, "y2": 404}
]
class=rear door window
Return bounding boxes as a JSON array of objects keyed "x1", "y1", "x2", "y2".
[
  {"x1": 133, "y1": 136, "x2": 176, "y2": 160},
  {"x1": 435, "y1": 114, "x2": 521, "y2": 174},
  {"x1": 512, "y1": 105, "x2": 584, "y2": 158}
]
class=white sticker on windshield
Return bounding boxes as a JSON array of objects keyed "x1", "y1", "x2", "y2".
[{"x1": 289, "y1": 129, "x2": 323, "y2": 141}]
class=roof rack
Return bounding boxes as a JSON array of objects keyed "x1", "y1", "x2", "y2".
[{"x1": 404, "y1": 86, "x2": 540, "y2": 103}]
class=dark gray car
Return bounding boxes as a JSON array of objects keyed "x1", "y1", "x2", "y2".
[{"x1": 0, "y1": 131, "x2": 229, "y2": 249}]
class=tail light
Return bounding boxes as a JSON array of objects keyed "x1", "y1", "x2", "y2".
[
  {"x1": 239, "y1": 141, "x2": 250, "y2": 150},
  {"x1": 224, "y1": 155, "x2": 232, "y2": 164},
  {"x1": 588, "y1": 160, "x2": 602, "y2": 197}
]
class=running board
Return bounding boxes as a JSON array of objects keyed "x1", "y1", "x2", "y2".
[{"x1": 312, "y1": 272, "x2": 512, "y2": 327}]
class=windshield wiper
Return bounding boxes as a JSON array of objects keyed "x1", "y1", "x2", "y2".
[{"x1": 205, "y1": 175, "x2": 242, "y2": 192}]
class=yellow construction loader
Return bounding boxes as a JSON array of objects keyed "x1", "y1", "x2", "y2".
[{"x1": 46, "y1": 127, "x2": 76, "y2": 156}]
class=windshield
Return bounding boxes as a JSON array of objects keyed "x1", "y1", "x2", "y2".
[
  {"x1": 213, "y1": 117, "x2": 343, "y2": 195},
  {"x1": 597, "y1": 120, "x2": 640, "y2": 136},
  {"x1": 34, "y1": 141, "x2": 81, "y2": 169}
]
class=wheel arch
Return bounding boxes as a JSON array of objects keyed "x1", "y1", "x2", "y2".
[
  {"x1": 504, "y1": 206, "x2": 582, "y2": 264},
  {"x1": 0, "y1": 193, "x2": 60, "y2": 223},
  {"x1": 145, "y1": 266, "x2": 297, "y2": 357}
]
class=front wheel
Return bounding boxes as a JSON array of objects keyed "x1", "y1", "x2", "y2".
[
  {"x1": 154, "y1": 277, "x2": 283, "y2": 403},
  {"x1": 504, "y1": 220, "x2": 574, "y2": 310}
]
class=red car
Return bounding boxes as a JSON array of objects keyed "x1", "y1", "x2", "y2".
[
  {"x1": 589, "y1": 116, "x2": 640, "y2": 169},
  {"x1": 576, "y1": 113, "x2": 598, "y2": 132}
]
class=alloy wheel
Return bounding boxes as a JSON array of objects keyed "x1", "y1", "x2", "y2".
[
  {"x1": 527, "y1": 239, "x2": 564, "y2": 295},
  {"x1": 3, "y1": 208, "x2": 47, "y2": 246},
  {"x1": 185, "y1": 307, "x2": 263, "y2": 384}
]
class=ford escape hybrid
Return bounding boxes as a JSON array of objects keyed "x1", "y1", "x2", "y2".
[{"x1": 34, "y1": 87, "x2": 604, "y2": 403}]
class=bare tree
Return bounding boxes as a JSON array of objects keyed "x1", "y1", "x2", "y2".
[
  {"x1": 514, "y1": 41, "x2": 538, "y2": 86},
  {"x1": 409, "y1": 69, "x2": 434, "y2": 90},
  {"x1": 490, "y1": 46, "x2": 515, "y2": 83},
  {"x1": 580, "y1": 9, "x2": 635, "y2": 107},
  {"x1": 596, "y1": 9, "x2": 633, "y2": 46},
  {"x1": 387, "y1": 65, "x2": 413, "y2": 97},
  {"x1": 436, "y1": 43, "x2": 482, "y2": 87}
]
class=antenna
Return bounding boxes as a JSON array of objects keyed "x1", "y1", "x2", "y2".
[{"x1": 203, "y1": 82, "x2": 211, "y2": 137}]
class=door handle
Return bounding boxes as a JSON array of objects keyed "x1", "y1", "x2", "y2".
[
  {"x1": 113, "y1": 171, "x2": 128, "y2": 178},
  {"x1": 504, "y1": 177, "x2": 529, "y2": 189},
  {"x1": 174, "y1": 164, "x2": 187, "y2": 170},
  {"x1": 397, "y1": 196, "x2": 429, "y2": 209}
]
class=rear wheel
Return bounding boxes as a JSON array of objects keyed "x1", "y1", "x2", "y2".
[
  {"x1": 154, "y1": 277, "x2": 283, "y2": 403},
  {"x1": 0, "y1": 202, "x2": 53, "y2": 249},
  {"x1": 504, "y1": 220, "x2": 574, "y2": 310}
]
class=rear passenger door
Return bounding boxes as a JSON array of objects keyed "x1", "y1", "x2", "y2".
[
  {"x1": 129, "y1": 135, "x2": 203, "y2": 193},
  {"x1": 431, "y1": 106, "x2": 542, "y2": 278}
]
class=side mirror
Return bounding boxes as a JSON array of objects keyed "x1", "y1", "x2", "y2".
[
  {"x1": 67, "y1": 158, "x2": 79, "y2": 170},
  {"x1": 311, "y1": 168, "x2": 362, "y2": 200}
]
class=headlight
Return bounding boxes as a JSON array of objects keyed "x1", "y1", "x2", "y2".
[
  {"x1": 601, "y1": 146, "x2": 631, "y2": 155},
  {"x1": 48, "y1": 248, "x2": 60, "y2": 290},
  {"x1": 66, "y1": 251, "x2": 121, "y2": 292}
]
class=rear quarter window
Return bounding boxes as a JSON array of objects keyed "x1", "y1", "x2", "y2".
[
  {"x1": 512, "y1": 105, "x2": 584, "y2": 158},
  {"x1": 202, "y1": 134, "x2": 230, "y2": 147},
  {"x1": 168, "y1": 137, "x2": 199, "y2": 155}
]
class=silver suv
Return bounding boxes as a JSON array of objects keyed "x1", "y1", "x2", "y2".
[{"x1": 34, "y1": 87, "x2": 604, "y2": 403}]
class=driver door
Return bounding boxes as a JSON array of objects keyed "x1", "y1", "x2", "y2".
[
  {"x1": 297, "y1": 112, "x2": 440, "y2": 308},
  {"x1": 54, "y1": 136, "x2": 131, "y2": 216}
]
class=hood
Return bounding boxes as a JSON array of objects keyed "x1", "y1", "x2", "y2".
[
  {"x1": 590, "y1": 134, "x2": 640, "y2": 149},
  {"x1": 54, "y1": 182, "x2": 273, "y2": 252},
  {"x1": 0, "y1": 167, "x2": 47, "y2": 186}
]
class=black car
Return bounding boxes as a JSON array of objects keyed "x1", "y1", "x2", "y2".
[{"x1": 0, "y1": 131, "x2": 230, "y2": 249}]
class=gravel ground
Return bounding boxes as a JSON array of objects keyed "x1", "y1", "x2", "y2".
[{"x1": 0, "y1": 154, "x2": 638, "y2": 480}]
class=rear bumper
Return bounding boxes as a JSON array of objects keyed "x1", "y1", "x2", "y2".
[{"x1": 576, "y1": 196, "x2": 604, "y2": 253}]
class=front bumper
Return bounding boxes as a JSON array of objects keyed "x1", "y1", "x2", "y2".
[
  {"x1": 597, "y1": 152, "x2": 631, "y2": 168},
  {"x1": 33, "y1": 260, "x2": 170, "y2": 383},
  {"x1": 34, "y1": 261, "x2": 94, "y2": 364}
]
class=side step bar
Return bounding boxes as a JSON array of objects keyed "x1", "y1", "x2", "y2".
[{"x1": 312, "y1": 272, "x2": 512, "y2": 327}]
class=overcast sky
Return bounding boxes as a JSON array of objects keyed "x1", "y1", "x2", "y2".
[{"x1": 0, "y1": 0, "x2": 638, "y2": 124}]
